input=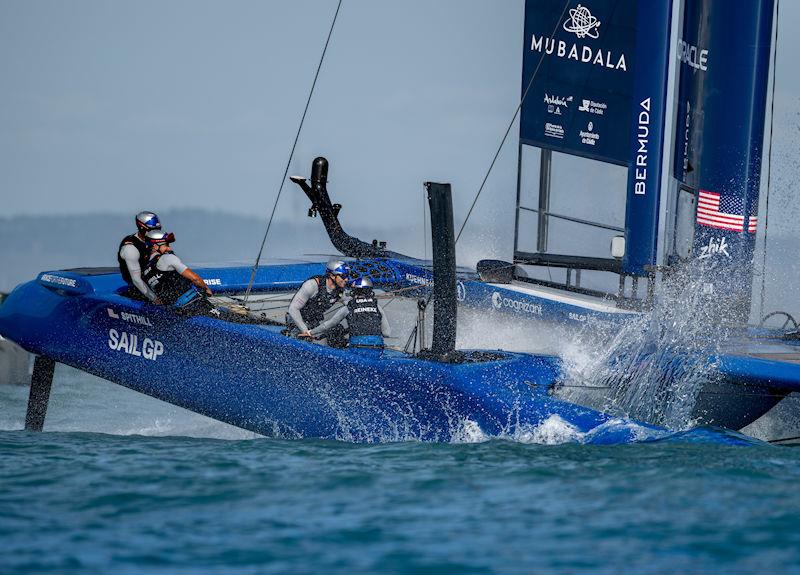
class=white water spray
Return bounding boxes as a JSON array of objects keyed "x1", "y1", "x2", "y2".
[{"x1": 562, "y1": 262, "x2": 736, "y2": 429}]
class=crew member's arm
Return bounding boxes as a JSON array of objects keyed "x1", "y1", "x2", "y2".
[
  {"x1": 180, "y1": 268, "x2": 212, "y2": 296},
  {"x1": 307, "y1": 307, "x2": 349, "y2": 337},
  {"x1": 159, "y1": 253, "x2": 212, "y2": 295},
  {"x1": 287, "y1": 279, "x2": 319, "y2": 333},
  {"x1": 120, "y1": 245, "x2": 158, "y2": 302}
]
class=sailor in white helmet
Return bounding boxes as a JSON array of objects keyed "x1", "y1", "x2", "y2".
[
  {"x1": 286, "y1": 259, "x2": 350, "y2": 347},
  {"x1": 141, "y1": 230, "x2": 213, "y2": 314},
  {"x1": 117, "y1": 211, "x2": 162, "y2": 303},
  {"x1": 303, "y1": 276, "x2": 391, "y2": 348}
]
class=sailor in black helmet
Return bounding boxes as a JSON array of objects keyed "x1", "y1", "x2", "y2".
[
  {"x1": 287, "y1": 259, "x2": 349, "y2": 346},
  {"x1": 300, "y1": 276, "x2": 391, "y2": 348},
  {"x1": 142, "y1": 230, "x2": 214, "y2": 315},
  {"x1": 118, "y1": 211, "x2": 162, "y2": 303}
]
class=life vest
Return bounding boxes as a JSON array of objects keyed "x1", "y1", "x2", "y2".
[
  {"x1": 300, "y1": 275, "x2": 343, "y2": 328},
  {"x1": 346, "y1": 293, "x2": 383, "y2": 340},
  {"x1": 117, "y1": 234, "x2": 149, "y2": 285},
  {"x1": 142, "y1": 252, "x2": 199, "y2": 308}
]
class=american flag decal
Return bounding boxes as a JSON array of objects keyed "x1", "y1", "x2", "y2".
[{"x1": 696, "y1": 190, "x2": 757, "y2": 233}]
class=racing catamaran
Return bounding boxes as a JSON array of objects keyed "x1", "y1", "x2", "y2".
[{"x1": 0, "y1": 0, "x2": 795, "y2": 443}]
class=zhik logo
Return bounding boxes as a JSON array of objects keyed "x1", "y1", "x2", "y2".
[{"x1": 698, "y1": 237, "x2": 731, "y2": 260}]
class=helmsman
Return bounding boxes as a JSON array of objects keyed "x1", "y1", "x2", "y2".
[{"x1": 117, "y1": 211, "x2": 162, "y2": 302}]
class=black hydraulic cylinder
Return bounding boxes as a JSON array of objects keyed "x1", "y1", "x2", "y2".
[
  {"x1": 311, "y1": 156, "x2": 329, "y2": 187},
  {"x1": 290, "y1": 157, "x2": 392, "y2": 259},
  {"x1": 426, "y1": 182, "x2": 457, "y2": 357},
  {"x1": 25, "y1": 356, "x2": 55, "y2": 432}
]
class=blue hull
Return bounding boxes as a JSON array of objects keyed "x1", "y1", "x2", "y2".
[
  {"x1": 0, "y1": 261, "x2": 771, "y2": 444},
  {"x1": 0, "y1": 263, "x2": 675, "y2": 444}
]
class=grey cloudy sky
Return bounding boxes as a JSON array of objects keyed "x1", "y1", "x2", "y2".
[
  {"x1": 0, "y1": 1, "x2": 522, "y2": 231},
  {"x1": 1, "y1": 1, "x2": 799, "y2": 261}
]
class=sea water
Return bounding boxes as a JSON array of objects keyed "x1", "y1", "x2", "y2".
[{"x1": 3, "y1": 369, "x2": 800, "y2": 574}]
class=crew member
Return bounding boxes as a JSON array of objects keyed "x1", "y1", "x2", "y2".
[
  {"x1": 300, "y1": 276, "x2": 391, "y2": 348},
  {"x1": 287, "y1": 260, "x2": 350, "y2": 345},
  {"x1": 142, "y1": 230, "x2": 214, "y2": 316},
  {"x1": 118, "y1": 211, "x2": 161, "y2": 302}
]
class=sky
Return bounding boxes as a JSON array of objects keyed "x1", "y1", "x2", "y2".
[
  {"x1": 0, "y1": 1, "x2": 523, "y2": 230},
  {"x1": 1, "y1": 1, "x2": 799, "y2": 274}
]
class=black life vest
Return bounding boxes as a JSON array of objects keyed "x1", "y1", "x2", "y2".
[
  {"x1": 142, "y1": 252, "x2": 198, "y2": 307},
  {"x1": 117, "y1": 234, "x2": 150, "y2": 285},
  {"x1": 346, "y1": 293, "x2": 383, "y2": 337},
  {"x1": 300, "y1": 275, "x2": 343, "y2": 328}
]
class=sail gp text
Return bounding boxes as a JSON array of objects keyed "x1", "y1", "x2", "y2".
[{"x1": 108, "y1": 329, "x2": 164, "y2": 361}]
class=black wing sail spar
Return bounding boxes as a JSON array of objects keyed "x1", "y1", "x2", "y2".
[{"x1": 290, "y1": 157, "x2": 408, "y2": 260}]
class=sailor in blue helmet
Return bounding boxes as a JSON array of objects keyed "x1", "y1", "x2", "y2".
[
  {"x1": 142, "y1": 230, "x2": 215, "y2": 316},
  {"x1": 300, "y1": 276, "x2": 391, "y2": 348},
  {"x1": 118, "y1": 211, "x2": 163, "y2": 302},
  {"x1": 287, "y1": 259, "x2": 350, "y2": 347}
]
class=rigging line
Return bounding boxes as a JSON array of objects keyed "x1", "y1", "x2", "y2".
[
  {"x1": 759, "y1": 0, "x2": 780, "y2": 320},
  {"x1": 769, "y1": 434, "x2": 800, "y2": 444},
  {"x1": 517, "y1": 205, "x2": 625, "y2": 232},
  {"x1": 243, "y1": 0, "x2": 344, "y2": 303},
  {"x1": 454, "y1": 0, "x2": 571, "y2": 245}
]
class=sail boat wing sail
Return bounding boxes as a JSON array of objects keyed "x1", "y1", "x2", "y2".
[{"x1": 515, "y1": 0, "x2": 673, "y2": 285}]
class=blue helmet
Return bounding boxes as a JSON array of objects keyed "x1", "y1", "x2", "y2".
[
  {"x1": 326, "y1": 259, "x2": 349, "y2": 278},
  {"x1": 350, "y1": 276, "x2": 373, "y2": 290},
  {"x1": 136, "y1": 211, "x2": 161, "y2": 231}
]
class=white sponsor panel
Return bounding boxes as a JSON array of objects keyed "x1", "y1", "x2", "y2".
[{"x1": 108, "y1": 329, "x2": 164, "y2": 361}]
